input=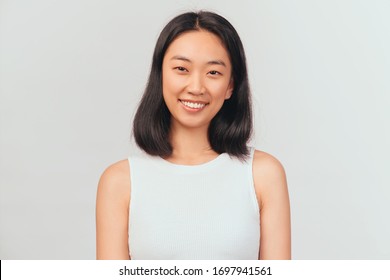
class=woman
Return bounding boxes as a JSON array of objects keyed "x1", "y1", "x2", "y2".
[{"x1": 96, "y1": 11, "x2": 291, "y2": 260}]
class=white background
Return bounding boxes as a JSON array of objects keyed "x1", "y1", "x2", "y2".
[{"x1": 0, "y1": 0, "x2": 389, "y2": 259}]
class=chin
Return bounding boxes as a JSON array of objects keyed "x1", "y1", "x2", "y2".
[{"x1": 172, "y1": 118, "x2": 210, "y2": 130}]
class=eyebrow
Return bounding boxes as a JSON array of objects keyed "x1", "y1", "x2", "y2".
[{"x1": 170, "y1": 55, "x2": 226, "y2": 67}]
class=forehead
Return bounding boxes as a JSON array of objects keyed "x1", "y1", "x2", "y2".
[{"x1": 164, "y1": 30, "x2": 231, "y2": 64}]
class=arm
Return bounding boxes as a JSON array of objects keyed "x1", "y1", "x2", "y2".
[
  {"x1": 96, "y1": 160, "x2": 131, "y2": 259},
  {"x1": 253, "y1": 150, "x2": 291, "y2": 259}
]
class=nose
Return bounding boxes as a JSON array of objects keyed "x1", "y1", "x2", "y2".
[{"x1": 187, "y1": 73, "x2": 204, "y2": 95}]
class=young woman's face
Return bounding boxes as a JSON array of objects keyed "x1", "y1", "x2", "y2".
[{"x1": 162, "y1": 30, "x2": 233, "y2": 130}]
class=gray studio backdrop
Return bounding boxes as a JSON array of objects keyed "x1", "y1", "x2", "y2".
[{"x1": 1, "y1": 0, "x2": 389, "y2": 259}]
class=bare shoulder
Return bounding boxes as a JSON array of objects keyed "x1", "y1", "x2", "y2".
[
  {"x1": 96, "y1": 159, "x2": 131, "y2": 259},
  {"x1": 252, "y1": 150, "x2": 288, "y2": 209},
  {"x1": 99, "y1": 159, "x2": 130, "y2": 181},
  {"x1": 252, "y1": 150, "x2": 291, "y2": 259},
  {"x1": 97, "y1": 159, "x2": 131, "y2": 204},
  {"x1": 252, "y1": 150, "x2": 286, "y2": 179}
]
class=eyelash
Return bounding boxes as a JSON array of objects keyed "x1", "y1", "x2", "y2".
[
  {"x1": 174, "y1": 66, "x2": 188, "y2": 72},
  {"x1": 208, "y1": 70, "x2": 221, "y2": 75},
  {"x1": 173, "y1": 67, "x2": 221, "y2": 76}
]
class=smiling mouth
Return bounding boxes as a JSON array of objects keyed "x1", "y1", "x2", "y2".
[{"x1": 179, "y1": 99, "x2": 209, "y2": 109}]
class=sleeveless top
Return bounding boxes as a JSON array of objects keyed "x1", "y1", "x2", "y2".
[{"x1": 127, "y1": 147, "x2": 260, "y2": 260}]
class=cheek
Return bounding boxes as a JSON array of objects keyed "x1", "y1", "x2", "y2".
[
  {"x1": 162, "y1": 72, "x2": 184, "y2": 97},
  {"x1": 207, "y1": 80, "x2": 231, "y2": 99}
]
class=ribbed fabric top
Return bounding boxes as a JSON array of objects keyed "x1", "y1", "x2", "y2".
[{"x1": 127, "y1": 147, "x2": 260, "y2": 260}]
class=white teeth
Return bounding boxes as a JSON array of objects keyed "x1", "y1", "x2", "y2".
[{"x1": 181, "y1": 100, "x2": 206, "y2": 109}]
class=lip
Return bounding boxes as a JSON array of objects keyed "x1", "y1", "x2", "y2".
[
  {"x1": 178, "y1": 99, "x2": 209, "y2": 112},
  {"x1": 179, "y1": 99, "x2": 209, "y2": 104}
]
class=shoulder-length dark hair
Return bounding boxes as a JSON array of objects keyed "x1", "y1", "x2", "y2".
[{"x1": 133, "y1": 11, "x2": 252, "y2": 160}]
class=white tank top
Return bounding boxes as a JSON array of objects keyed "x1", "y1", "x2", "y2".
[{"x1": 127, "y1": 147, "x2": 260, "y2": 260}]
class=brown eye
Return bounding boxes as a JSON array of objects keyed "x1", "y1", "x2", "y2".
[
  {"x1": 175, "y1": 66, "x2": 188, "y2": 72},
  {"x1": 208, "y1": 70, "x2": 221, "y2": 75}
]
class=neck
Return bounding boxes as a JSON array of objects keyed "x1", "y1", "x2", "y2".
[{"x1": 167, "y1": 123, "x2": 218, "y2": 164}]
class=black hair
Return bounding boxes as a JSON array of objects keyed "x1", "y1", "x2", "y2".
[{"x1": 133, "y1": 11, "x2": 252, "y2": 160}]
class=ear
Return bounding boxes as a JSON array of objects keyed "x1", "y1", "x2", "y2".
[{"x1": 225, "y1": 79, "x2": 234, "y2": 100}]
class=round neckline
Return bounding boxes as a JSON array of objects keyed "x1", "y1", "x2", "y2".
[{"x1": 156, "y1": 152, "x2": 228, "y2": 170}]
